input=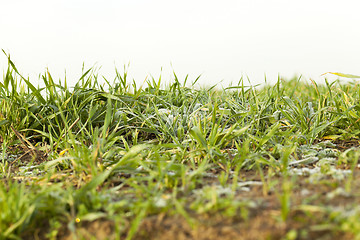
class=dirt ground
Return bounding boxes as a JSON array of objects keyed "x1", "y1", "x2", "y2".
[
  {"x1": 5, "y1": 139, "x2": 360, "y2": 240},
  {"x1": 55, "y1": 167, "x2": 360, "y2": 240}
]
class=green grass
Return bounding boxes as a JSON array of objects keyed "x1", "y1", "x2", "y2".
[{"x1": 1, "y1": 51, "x2": 360, "y2": 239}]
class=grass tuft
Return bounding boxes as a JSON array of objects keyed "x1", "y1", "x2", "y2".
[{"x1": 2, "y1": 53, "x2": 360, "y2": 239}]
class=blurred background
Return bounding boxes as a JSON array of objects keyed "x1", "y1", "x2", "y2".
[{"x1": 1, "y1": 0, "x2": 359, "y2": 87}]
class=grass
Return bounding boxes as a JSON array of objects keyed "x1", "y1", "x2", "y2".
[{"x1": 1, "y1": 52, "x2": 360, "y2": 239}]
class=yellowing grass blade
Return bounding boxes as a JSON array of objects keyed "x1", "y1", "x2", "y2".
[
  {"x1": 323, "y1": 72, "x2": 360, "y2": 79},
  {"x1": 321, "y1": 135, "x2": 341, "y2": 140}
]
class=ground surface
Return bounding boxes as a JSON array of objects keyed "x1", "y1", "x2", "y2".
[{"x1": 6, "y1": 139, "x2": 360, "y2": 240}]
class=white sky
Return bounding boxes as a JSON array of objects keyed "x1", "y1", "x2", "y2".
[{"x1": 1, "y1": 0, "x2": 360, "y2": 87}]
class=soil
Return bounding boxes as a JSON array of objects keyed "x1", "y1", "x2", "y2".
[
  {"x1": 54, "y1": 167, "x2": 360, "y2": 240},
  {"x1": 4, "y1": 140, "x2": 360, "y2": 240}
]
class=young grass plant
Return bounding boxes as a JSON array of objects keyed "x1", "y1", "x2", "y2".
[{"x1": 2, "y1": 53, "x2": 360, "y2": 239}]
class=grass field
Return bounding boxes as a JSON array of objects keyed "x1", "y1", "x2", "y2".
[{"x1": 1, "y1": 53, "x2": 360, "y2": 239}]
